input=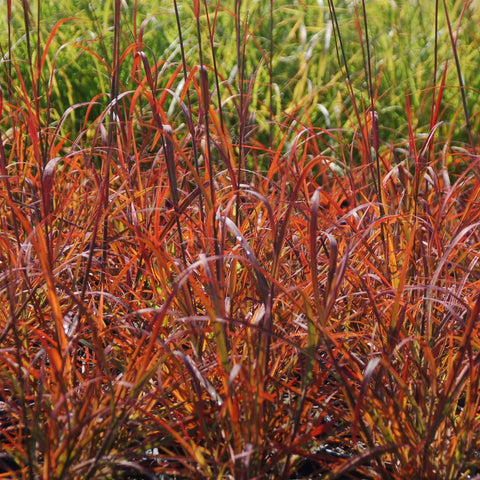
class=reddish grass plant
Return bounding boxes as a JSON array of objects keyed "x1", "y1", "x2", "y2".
[{"x1": 1, "y1": 0, "x2": 479, "y2": 479}]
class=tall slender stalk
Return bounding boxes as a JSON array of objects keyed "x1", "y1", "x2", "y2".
[{"x1": 441, "y1": 0, "x2": 477, "y2": 157}]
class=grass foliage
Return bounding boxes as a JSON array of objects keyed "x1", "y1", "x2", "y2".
[{"x1": 1, "y1": 0, "x2": 480, "y2": 478}]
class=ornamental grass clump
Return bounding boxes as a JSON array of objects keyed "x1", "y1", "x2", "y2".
[{"x1": 0, "y1": 0, "x2": 479, "y2": 479}]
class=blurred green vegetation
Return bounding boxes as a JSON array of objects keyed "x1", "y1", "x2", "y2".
[{"x1": 1, "y1": 0, "x2": 479, "y2": 148}]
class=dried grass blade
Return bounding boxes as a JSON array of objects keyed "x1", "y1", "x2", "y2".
[
  {"x1": 173, "y1": 350, "x2": 223, "y2": 406},
  {"x1": 41, "y1": 157, "x2": 62, "y2": 218},
  {"x1": 162, "y1": 124, "x2": 179, "y2": 208},
  {"x1": 199, "y1": 65, "x2": 210, "y2": 120},
  {"x1": 217, "y1": 213, "x2": 269, "y2": 302},
  {"x1": 182, "y1": 256, "x2": 227, "y2": 378},
  {"x1": 352, "y1": 356, "x2": 381, "y2": 441},
  {"x1": 309, "y1": 188, "x2": 322, "y2": 309}
]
